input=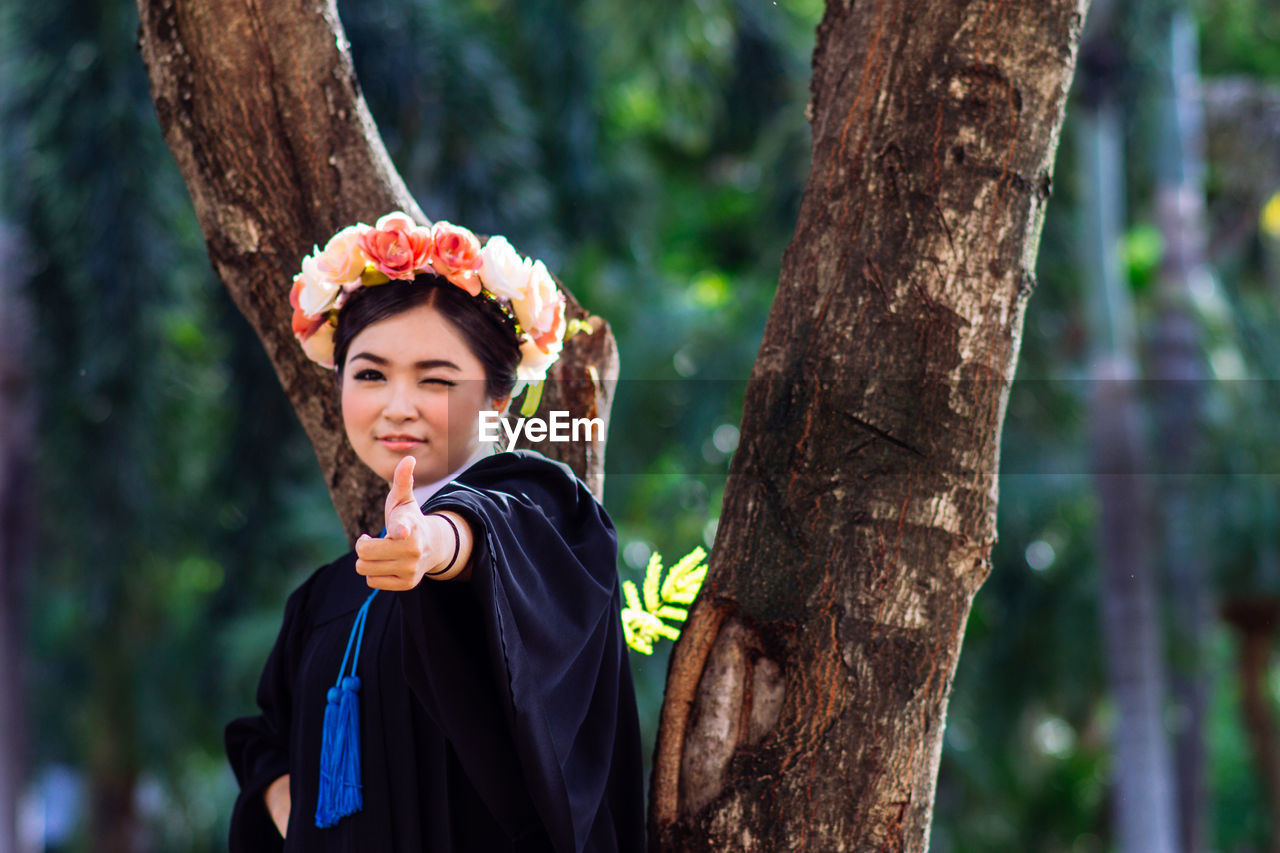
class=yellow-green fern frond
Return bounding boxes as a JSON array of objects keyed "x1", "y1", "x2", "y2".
[
  {"x1": 660, "y1": 546, "x2": 707, "y2": 605},
  {"x1": 643, "y1": 553, "x2": 663, "y2": 613},
  {"x1": 621, "y1": 547, "x2": 709, "y2": 655}
]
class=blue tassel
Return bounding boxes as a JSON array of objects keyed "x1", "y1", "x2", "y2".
[
  {"x1": 316, "y1": 589, "x2": 379, "y2": 828},
  {"x1": 316, "y1": 686, "x2": 342, "y2": 815}
]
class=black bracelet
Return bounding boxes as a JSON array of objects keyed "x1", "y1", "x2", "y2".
[{"x1": 425, "y1": 513, "x2": 461, "y2": 577}]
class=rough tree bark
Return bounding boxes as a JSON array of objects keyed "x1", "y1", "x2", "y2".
[
  {"x1": 134, "y1": 0, "x2": 618, "y2": 535},
  {"x1": 648, "y1": 2, "x2": 1089, "y2": 849}
]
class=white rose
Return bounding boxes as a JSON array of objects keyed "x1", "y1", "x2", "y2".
[
  {"x1": 477, "y1": 236, "x2": 533, "y2": 300},
  {"x1": 511, "y1": 260, "x2": 559, "y2": 336},
  {"x1": 297, "y1": 252, "x2": 343, "y2": 315}
]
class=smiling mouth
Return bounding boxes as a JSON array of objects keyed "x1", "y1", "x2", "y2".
[{"x1": 378, "y1": 435, "x2": 426, "y2": 447}]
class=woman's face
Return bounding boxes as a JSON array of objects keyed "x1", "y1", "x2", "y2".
[{"x1": 340, "y1": 301, "x2": 503, "y2": 485}]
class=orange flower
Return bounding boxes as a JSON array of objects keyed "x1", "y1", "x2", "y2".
[
  {"x1": 429, "y1": 222, "x2": 484, "y2": 295},
  {"x1": 358, "y1": 212, "x2": 432, "y2": 280}
]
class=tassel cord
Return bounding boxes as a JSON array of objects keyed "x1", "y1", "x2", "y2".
[{"x1": 336, "y1": 589, "x2": 379, "y2": 688}]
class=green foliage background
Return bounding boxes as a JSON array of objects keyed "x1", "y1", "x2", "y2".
[{"x1": 2, "y1": 0, "x2": 1279, "y2": 849}]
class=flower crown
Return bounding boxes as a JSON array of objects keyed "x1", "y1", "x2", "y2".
[{"x1": 288, "y1": 211, "x2": 567, "y2": 385}]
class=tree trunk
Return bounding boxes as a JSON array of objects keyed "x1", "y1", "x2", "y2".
[
  {"x1": 648, "y1": 2, "x2": 1089, "y2": 849},
  {"x1": 134, "y1": 0, "x2": 617, "y2": 536},
  {"x1": 1077, "y1": 3, "x2": 1179, "y2": 848},
  {"x1": 1149, "y1": 10, "x2": 1212, "y2": 852}
]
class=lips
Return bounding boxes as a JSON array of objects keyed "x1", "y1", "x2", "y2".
[{"x1": 378, "y1": 434, "x2": 425, "y2": 450}]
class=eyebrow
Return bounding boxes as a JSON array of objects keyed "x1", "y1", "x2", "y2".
[{"x1": 349, "y1": 352, "x2": 462, "y2": 371}]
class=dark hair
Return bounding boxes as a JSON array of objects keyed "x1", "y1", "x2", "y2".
[{"x1": 333, "y1": 274, "x2": 521, "y2": 401}]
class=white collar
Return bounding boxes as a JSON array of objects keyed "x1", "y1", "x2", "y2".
[{"x1": 411, "y1": 443, "x2": 495, "y2": 506}]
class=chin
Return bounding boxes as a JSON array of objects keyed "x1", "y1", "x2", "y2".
[
  {"x1": 408, "y1": 452, "x2": 447, "y2": 482},
  {"x1": 359, "y1": 450, "x2": 418, "y2": 485}
]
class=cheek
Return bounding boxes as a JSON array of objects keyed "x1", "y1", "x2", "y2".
[
  {"x1": 340, "y1": 386, "x2": 378, "y2": 434},
  {"x1": 423, "y1": 394, "x2": 456, "y2": 432},
  {"x1": 445, "y1": 387, "x2": 490, "y2": 436}
]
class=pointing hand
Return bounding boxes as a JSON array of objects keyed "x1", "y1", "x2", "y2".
[{"x1": 353, "y1": 457, "x2": 439, "y2": 590}]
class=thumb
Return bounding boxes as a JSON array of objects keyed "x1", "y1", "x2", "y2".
[
  {"x1": 386, "y1": 456, "x2": 416, "y2": 510},
  {"x1": 384, "y1": 457, "x2": 417, "y2": 540}
]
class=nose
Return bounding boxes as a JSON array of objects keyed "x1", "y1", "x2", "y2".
[{"x1": 382, "y1": 379, "x2": 417, "y2": 421}]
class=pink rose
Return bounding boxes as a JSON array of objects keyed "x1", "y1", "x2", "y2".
[
  {"x1": 358, "y1": 212, "x2": 432, "y2": 280},
  {"x1": 429, "y1": 222, "x2": 484, "y2": 295}
]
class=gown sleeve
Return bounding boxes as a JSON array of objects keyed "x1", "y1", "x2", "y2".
[
  {"x1": 224, "y1": 571, "x2": 318, "y2": 853},
  {"x1": 401, "y1": 452, "x2": 638, "y2": 853}
]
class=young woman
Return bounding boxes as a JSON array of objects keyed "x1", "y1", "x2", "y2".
[{"x1": 225, "y1": 213, "x2": 644, "y2": 852}]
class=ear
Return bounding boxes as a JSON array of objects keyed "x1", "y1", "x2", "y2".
[{"x1": 491, "y1": 394, "x2": 512, "y2": 415}]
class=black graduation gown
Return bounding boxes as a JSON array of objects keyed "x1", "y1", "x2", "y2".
[{"x1": 224, "y1": 450, "x2": 646, "y2": 852}]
